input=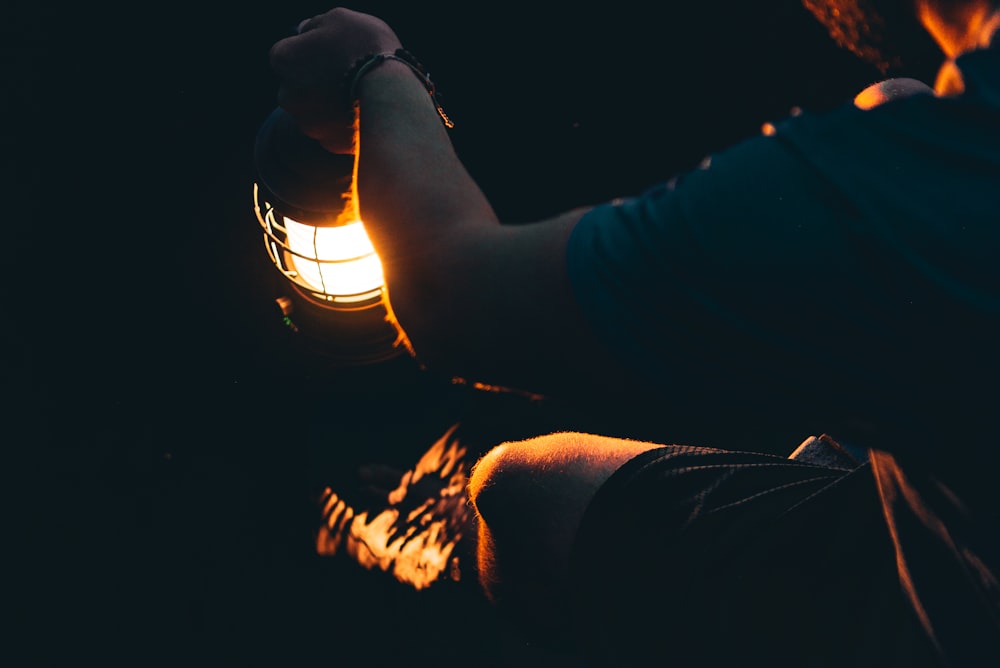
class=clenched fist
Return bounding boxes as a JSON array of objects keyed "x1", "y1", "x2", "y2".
[{"x1": 269, "y1": 7, "x2": 403, "y2": 153}]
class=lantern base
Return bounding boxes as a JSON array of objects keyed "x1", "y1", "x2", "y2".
[{"x1": 274, "y1": 284, "x2": 406, "y2": 367}]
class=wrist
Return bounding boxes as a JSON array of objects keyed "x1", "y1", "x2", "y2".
[{"x1": 345, "y1": 49, "x2": 454, "y2": 128}]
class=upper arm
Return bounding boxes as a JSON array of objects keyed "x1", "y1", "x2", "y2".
[{"x1": 563, "y1": 135, "x2": 860, "y2": 415}]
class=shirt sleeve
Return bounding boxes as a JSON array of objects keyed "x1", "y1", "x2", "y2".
[
  {"x1": 567, "y1": 127, "x2": 876, "y2": 436},
  {"x1": 566, "y1": 103, "x2": 999, "y2": 451}
]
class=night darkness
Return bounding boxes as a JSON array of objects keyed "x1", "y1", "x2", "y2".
[{"x1": 16, "y1": 1, "x2": 942, "y2": 665}]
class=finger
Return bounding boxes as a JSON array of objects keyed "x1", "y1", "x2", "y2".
[{"x1": 275, "y1": 91, "x2": 356, "y2": 153}]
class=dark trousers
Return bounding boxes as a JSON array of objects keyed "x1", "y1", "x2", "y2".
[{"x1": 570, "y1": 436, "x2": 940, "y2": 667}]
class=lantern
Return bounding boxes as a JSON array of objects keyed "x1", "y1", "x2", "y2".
[{"x1": 252, "y1": 107, "x2": 403, "y2": 366}]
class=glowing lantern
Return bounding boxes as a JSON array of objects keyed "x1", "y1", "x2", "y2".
[{"x1": 252, "y1": 107, "x2": 403, "y2": 365}]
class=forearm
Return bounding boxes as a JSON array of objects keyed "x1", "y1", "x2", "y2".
[
  {"x1": 354, "y1": 59, "x2": 497, "y2": 270},
  {"x1": 353, "y1": 60, "x2": 602, "y2": 391},
  {"x1": 353, "y1": 60, "x2": 499, "y2": 368}
]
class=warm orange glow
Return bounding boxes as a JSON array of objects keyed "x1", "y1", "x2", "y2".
[
  {"x1": 449, "y1": 376, "x2": 546, "y2": 401},
  {"x1": 283, "y1": 216, "x2": 385, "y2": 302},
  {"x1": 918, "y1": 1, "x2": 1000, "y2": 60},
  {"x1": 252, "y1": 182, "x2": 387, "y2": 305},
  {"x1": 801, "y1": 0, "x2": 894, "y2": 72},
  {"x1": 922, "y1": 4, "x2": 1000, "y2": 95},
  {"x1": 316, "y1": 424, "x2": 470, "y2": 590}
]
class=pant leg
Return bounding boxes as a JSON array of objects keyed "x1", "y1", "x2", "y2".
[{"x1": 569, "y1": 442, "x2": 938, "y2": 668}]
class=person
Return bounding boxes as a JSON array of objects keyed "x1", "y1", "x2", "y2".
[{"x1": 269, "y1": 2, "x2": 1000, "y2": 666}]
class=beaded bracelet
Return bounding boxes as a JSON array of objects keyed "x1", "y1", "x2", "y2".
[{"x1": 345, "y1": 48, "x2": 454, "y2": 128}]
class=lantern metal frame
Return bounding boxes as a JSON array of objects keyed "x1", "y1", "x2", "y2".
[
  {"x1": 252, "y1": 107, "x2": 405, "y2": 366},
  {"x1": 252, "y1": 182, "x2": 384, "y2": 310}
]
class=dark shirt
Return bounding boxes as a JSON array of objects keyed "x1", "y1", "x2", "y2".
[{"x1": 566, "y1": 45, "x2": 1000, "y2": 666}]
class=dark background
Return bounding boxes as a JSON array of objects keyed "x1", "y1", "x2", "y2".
[{"x1": 15, "y1": 1, "x2": 941, "y2": 665}]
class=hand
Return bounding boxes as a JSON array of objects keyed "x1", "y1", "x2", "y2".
[{"x1": 269, "y1": 7, "x2": 403, "y2": 153}]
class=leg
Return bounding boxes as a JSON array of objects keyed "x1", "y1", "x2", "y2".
[
  {"x1": 467, "y1": 432, "x2": 661, "y2": 645},
  {"x1": 468, "y1": 432, "x2": 936, "y2": 666}
]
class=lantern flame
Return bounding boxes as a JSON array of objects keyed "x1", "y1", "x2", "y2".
[{"x1": 316, "y1": 424, "x2": 471, "y2": 590}]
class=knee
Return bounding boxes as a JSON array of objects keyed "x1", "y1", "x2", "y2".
[
  {"x1": 466, "y1": 440, "x2": 511, "y2": 520},
  {"x1": 468, "y1": 437, "x2": 539, "y2": 539},
  {"x1": 468, "y1": 430, "x2": 656, "y2": 535},
  {"x1": 465, "y1": 431, "x2": 659, "y2": 646},
  {"x1": 467, "y1": 432, "x2": 588, "y2": 573},
  {"x1": 466, "y1": 433, "x2": 588, "y2": 643},
  {"x1": 467, "y1": 431, "x2": 581, "y2": 526}
]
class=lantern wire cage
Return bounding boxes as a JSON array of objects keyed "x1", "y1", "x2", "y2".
[{"x1": 253, "y1": 182, "x2": 385, "y2": 311}]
